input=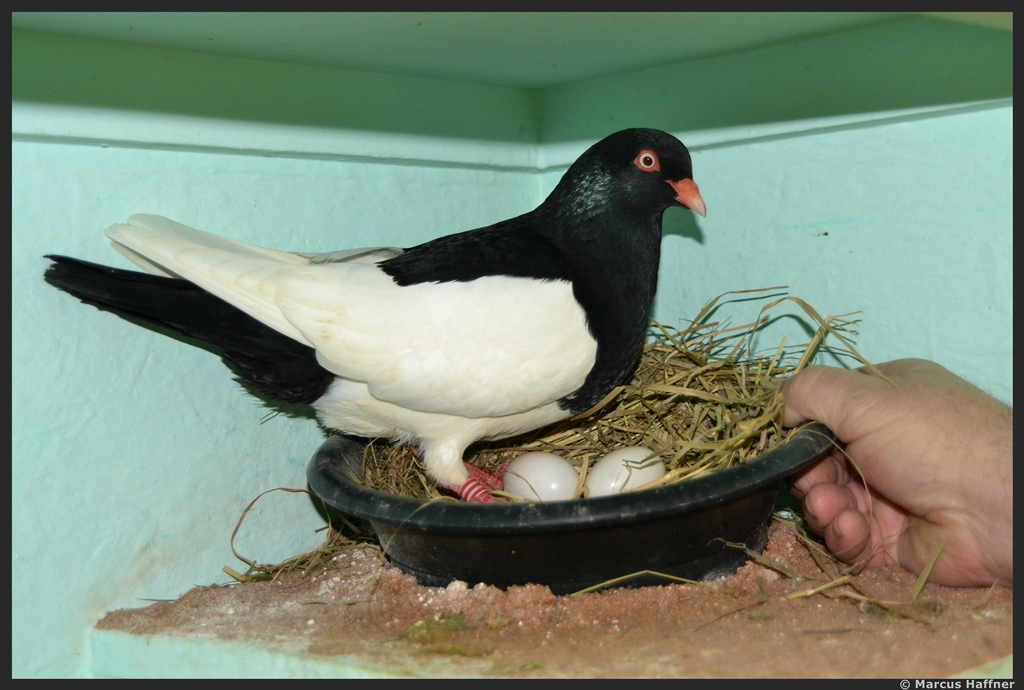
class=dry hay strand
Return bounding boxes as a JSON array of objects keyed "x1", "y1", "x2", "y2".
[
  {"x1": 358, "y1": 288, "x2": 867, "y2": 501},
  {"x1": 223, "y1": 487, "x2": 379, "y2": 583},
  {"x1": 780, "y1": 519, "x2": 936, "y2": 625}
]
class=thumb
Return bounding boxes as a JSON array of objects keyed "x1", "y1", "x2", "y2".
[{"x1": 781, "y1": 366, "x2": 892, "y2": 442}]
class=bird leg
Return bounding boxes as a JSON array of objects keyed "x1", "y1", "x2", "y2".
[{"x1": 415, "y1": 443, "x2": 505, "y2": 503}]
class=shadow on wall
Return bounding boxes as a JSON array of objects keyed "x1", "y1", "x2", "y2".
[
  {"x1": 662, "y1": 206, "x2": 704, "y2": 245},
  {"x1": 12, "y1": 17, "x2": 1012, "y2": 145}
]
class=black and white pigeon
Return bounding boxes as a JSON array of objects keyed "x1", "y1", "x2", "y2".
[{"x1": 44, "y1": 128, "x2": 706, "y2": 503}]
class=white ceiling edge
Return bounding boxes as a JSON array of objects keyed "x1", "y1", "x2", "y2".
[{"x1": 12, "y1": 99, "x2": 1013, "y2": 173}]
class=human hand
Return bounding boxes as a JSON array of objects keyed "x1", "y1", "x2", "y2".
[{"x1": 782, "y1": 359, "x2": 1012, "y2": 587}]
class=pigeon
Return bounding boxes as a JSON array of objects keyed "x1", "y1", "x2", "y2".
[{"x1": 43, "y1": 128, "x2": 706, "y2": 503}]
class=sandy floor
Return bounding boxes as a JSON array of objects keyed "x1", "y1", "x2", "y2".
[{"x1": 98, "y1": 521, "x2": 1012, "y2": 678}]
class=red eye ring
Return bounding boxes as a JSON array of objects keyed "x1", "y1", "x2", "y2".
[{"x1": 634, "y1": 150, "x2": 660, "y2": 172}]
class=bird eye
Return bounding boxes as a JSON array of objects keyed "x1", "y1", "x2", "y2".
[{"x1": 634, "y1": 150, "x2": 660, "y2": 172}]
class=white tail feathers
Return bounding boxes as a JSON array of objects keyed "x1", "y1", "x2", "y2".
[{"x1": 109, "y1": 215, "x2": 309, "y2": 267}]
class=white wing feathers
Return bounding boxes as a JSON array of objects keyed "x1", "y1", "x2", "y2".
[
  {"x1": 106, "y1": 215, "x2": 312, "y2": 345},
  {"x1": 104, "y1": 215, "x2": 597, "y2": 418}
]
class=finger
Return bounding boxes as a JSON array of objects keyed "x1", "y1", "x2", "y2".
[
  {"x1": 802, "y1": 482, "x2": 858, "y2": 534},
  {"x1": 790, "y1": 452, "x2": 844, "y2": 499},
  {"x1": 824, "y1": 509, "x2": 873, "y2": 563},
  {"x1": 781, "y1": 365, "x2": 890, "y2": 438}
]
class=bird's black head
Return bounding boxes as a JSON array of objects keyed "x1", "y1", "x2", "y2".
[{"x1": 542, "y1": 128, "x2": 706, "y2": 223}]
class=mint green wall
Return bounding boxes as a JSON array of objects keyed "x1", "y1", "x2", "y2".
[
  {"x1": 657, "y1": 103, "x2": 1012, "y2": 395},
  {"x1": 540, "y1": 18, "x2": 1011, "y2": 141},
  {"x1": 11, "y1": 18, "x2": 1012, "y2": 677}
]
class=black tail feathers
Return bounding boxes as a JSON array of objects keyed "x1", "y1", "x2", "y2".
[{"x1": 44, "y1": 255, "x2": 334, "y2": 405}]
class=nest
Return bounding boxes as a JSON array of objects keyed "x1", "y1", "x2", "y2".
[{"x1": 359, "y1": 289, "x2": 868, "y2": 501}]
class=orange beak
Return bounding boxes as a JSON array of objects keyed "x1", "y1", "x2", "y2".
[{"x1": 668, "y1": 179, "x2": 706, "y2": 217}]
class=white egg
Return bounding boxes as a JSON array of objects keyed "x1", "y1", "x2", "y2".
[
  {"x1": 584, "y1": 446, "x2": 666, "y2": 498},
  {"x1": 503, "y1": 451, "x2": 580, "y2": 502}
]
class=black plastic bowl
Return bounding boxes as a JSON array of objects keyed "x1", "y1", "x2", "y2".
[{"x1": 307, "y1": 423, "x2": 834, "y2": 594}]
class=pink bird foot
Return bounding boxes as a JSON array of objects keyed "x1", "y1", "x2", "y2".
[
  {"x1": 450, "y1": 463, "x2": 506, "y2": 503},
  {"x1": 464, "y1": 461, "x2": 505, "y2": 491}
]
